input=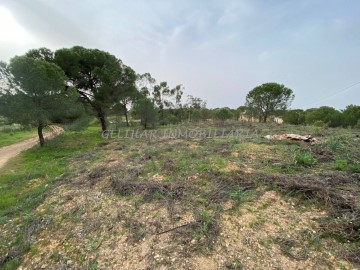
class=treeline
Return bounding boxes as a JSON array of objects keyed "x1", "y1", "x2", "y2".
[
  {"x1": 282, "y1": 105, "x2": 360, "y2": 128},
  {"x1": 0, "y1": 47, "x2": 359, "y2": 146},
  {"x1": 0, "y1": 46, "x2": 209, "y2": 144}
]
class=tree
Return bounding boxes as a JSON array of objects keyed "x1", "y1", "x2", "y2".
[
  {"x1": 245, "y1": 83, "x2": 294, "y2": 123},
  {"x1": 25, "y1": 47, "x2": 55, "y2": 63},
  {"x1": 136, "y1": 73, "x2": 184, "y2": 124},
  {"x1": 0, "y1": 55, "x2": 70, "y2": 146},
  {"x1": 283, "y1": 109, "x2": 306, "y2": 125},
  {"x1": 343, "y1": 105, "x2": 360, "y2": 127},
  {"x1": 132, "y1": 95, "x2": 158, "y2": 129},
  {"x1": 55, "y1": 46, "x2": 136, "y2": 131},
  {"x1": 110, "y1": 66, "x2": 138, "y2": 127},
  {"x1": 305, "y1": 106, "x2": 343, "y2": 127},
  {"x1": 214, "y1": 107, "x2": 234, "y2": 122},
  {"x1": 191, "y1": 109, "x2": 202, "y2": 122},
  {"x1": 184, "y1": 95, "x2": 207, "y2": 121}
]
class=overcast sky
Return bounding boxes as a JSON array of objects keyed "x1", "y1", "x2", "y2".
[{"x1": 0, "y1": 0, "x2": 359, "y2": 109}]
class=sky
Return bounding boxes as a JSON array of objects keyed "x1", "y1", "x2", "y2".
[{"x1": 0, "y1": 0, "x2": 359, "y2": 109}]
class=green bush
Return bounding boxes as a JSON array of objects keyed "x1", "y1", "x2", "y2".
[
  {"x1": 228, "y1": 188, "x2": 251, "y2": 206},
  {"x1": 327, "y1": 137, "x2": 343, "y2": 152},
  {"x1": 333, "y1": 160, "x2": 348, "y2": 171},
  {"x1": 350, "y1": 163, "x2": 360, "y2": 173},
  {"x1": 294, "y1": 151, "x2": 317, "y2": 166},
  {"x1": 164, "y1": 114, "x2": 180, "y2": 125}
]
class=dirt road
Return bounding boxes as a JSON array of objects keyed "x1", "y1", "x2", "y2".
[{"x1": 0, "y1": 126, "x2": 64, "y2": 169}]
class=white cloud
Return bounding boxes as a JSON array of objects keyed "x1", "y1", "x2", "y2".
[{"x1": 0, "y1": 6, "x2": 38, "y2": 60}]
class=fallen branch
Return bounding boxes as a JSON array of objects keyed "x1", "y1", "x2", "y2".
[{"x1": 263, "y1": 133, "x2": 321, "y2": 144}]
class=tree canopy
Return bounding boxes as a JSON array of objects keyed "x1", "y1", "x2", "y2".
[
  {"x1": 343, "y1": 105, "x2": 360, "y2": 127},
  {"x1": 245, "y1": 82, "x2": 294, "y2": 122},
  {"x1": 305, "y1": 106, "x2": 344, "y2": 127},
  {"x1": 214, "y1": 107, "x2": 234, "y2": 122},
  {"x1": 132, "y1": 94, "x2": 158, "y2": 129},
  {"x1": 54, "y1": 46, "x2": 137, "y2": 131},
  {"x1": 283, "y1": 109, "x2": 306, "y2": 125},
  {"x1": 0, "y1": 55, "x2": 74, "y2": 145}
]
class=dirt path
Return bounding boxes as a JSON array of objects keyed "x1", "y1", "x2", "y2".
[{"x1": 0, "y1": 125, "x2": 64, "y2": 169}]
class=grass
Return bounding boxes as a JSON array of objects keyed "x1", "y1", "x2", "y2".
[
  {"x1": 228, "y1": 188, "x2": 252, "y2": 208},
  {"x1": 0, "y1": 127, "x2": 103, "y2": 269},
  {"x1": 327, "y1": 137, "x2": 344, "y2": 152},
  {"x1": 293, "y1": 150, "x2": 317, "y2": 167},
  {"x1": 1, "y1": 121, "x2": 359, "y2": 269},
  {"x1": 333, "y1": 159, "x2": 348, "y2": 171},
  {"x1": 0, "y1": 129, "x2": 37, "y2": 147}
]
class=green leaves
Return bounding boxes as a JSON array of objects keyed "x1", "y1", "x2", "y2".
[
  {"x1": 2, "y1": 55, "x2": 67, "y2": 126},
  {"x1": 245, "y1": 82, "x2": 294, "y2": 122},
  {"x1": 54, "y1": 46, "x2": 137, "y2": 130}
]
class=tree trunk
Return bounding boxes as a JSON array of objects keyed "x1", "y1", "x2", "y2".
[
  {"x1": 124, "y1": 104, "x2": 129, "y2": 127},
  {"x1": 263, "y1": 114, "x2": 268, "y2": 123},
  {"x1": 97, "y1": 109, "x2": 107, "y2": 131},
  {"x1": 38, "y1": 122, "x2": 45, "y2": 147},
  {"x1": 78, "y1": 91, "x2": 107, "y2": 131}
]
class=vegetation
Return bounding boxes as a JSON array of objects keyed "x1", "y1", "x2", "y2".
[
  {"x1": 0, "y1": 56, "x2": 78, "y2": 146},
  {"x1": 214, "y1": 107, "x2": 234, "y2": 122},
  {"x1": 0, "y1": 45, "x2": 359, "y2": 269},
  {"x1": 55, "y1": 46, "x2": 137, "y2": 131},
  {"x1": 131, "y1": 95, "x2": 158, "y2": 129},
  {"x1": 283, "y1": 109, "x2": 306, "y2": 125},
  {"x1": 0, "y1": 129, "x2": 37, "y2": 147},
  {"x1": 0, "y1": 128, "x2": 102, "y2": 268},
  {"x1": 0, "y1": 122, "x2": 358, "y2": 269},
  {"x1": 245, "y1": 82, "x2": 294, "y2": 123}
]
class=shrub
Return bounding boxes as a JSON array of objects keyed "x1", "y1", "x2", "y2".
[
  {"x1": 327, "y1": 137, "x2": 343, "y2": 152},
  {"x1": 214, "y1": 108, "x2": 234, "y2": 122},
  {"x1": 333, "y1": 160, "x2": 348, "y2": 171},
  {"x1": 294, "y1": 151, "x2": 317, "y2": 166},
  {"x1": 350, "y1": 163, "x2": 360, "y2": 173}
]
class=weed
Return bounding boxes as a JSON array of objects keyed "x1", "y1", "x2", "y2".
[
  {"x1": 249, "y1": 216, "x2": 267, "y2": 230},
  {"x1": 293, "y1": 151, "x2": 317, "y2": 166},
  {"x1": 195, "y1": 209, "x2": 213, "y2": 236},
  {"x1": 225, "y1": 257, "x2": 244, "y2": 269},
  {"x1": 328, "y1": 137, "x2": 343, "y2": 152},
  {"x1": 306, "y1": 232, "x2": 322, "y2": 251},
  {"x1": 333, "y1": 159, "x2": 348, "y2": 171},
  {"x1": 349, "y1": 163, "x2": 360, "y2": 173},
  {"x1": 228, "y1": 188, "x2": 251, "y2": 207}
]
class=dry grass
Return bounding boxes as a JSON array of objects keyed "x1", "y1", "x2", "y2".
[{"x1": 1, "y1": 122, "x2": 359, "y2": 269}]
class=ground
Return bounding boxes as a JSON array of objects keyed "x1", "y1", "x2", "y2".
[
  {"x1": 0, "y1": 126, "x2": 63, "y2": 169},
  {"x1": 0, "y1": 122, "x2": 359, "y2": 269}
]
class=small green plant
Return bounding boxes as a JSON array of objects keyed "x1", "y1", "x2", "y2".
[
  {"x1": 225, "y1": 257, "x2": 244, "y2": 269},
  {"x1": 307, "y1": 233, "x2": 322, "y2": 251},
  {"x1": 249, "y1": 216, "x2": 267, "y2": 230},
  {"x1": 228, "y1": 188, "x2": 251, "y2": 207},
  {"x1": 328, "y1": 137, "x2": 343, "y2": 152},
  {"x1": 294, "y1": 151, "x2": 317, "y2": 166},
  {"x1": 350, "y1": 163, "x2": 360, "y2": 173},
  {"x1": 153, "y1": 190, "x2": 163, "y2": 200},
  {"x1": 198, "y1": 210, "x2": 212, "y2": 234},
  {"x1": 333, "y1": 159, "x2": 348, "y2": 171}
]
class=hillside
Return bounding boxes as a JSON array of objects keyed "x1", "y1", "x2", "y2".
[{"x1": 1, "y1": 122, "x2": 359, "y2": 269}]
